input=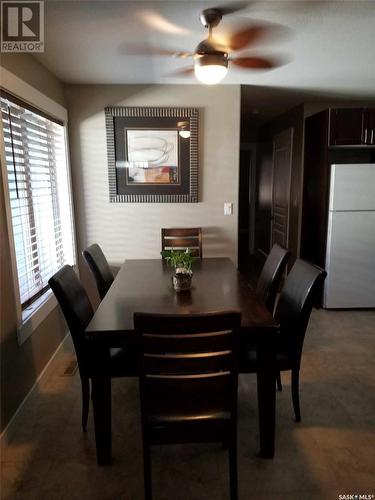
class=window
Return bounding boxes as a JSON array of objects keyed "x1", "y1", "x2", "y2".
[{"x1": 1, "y1": 91, "x2": 75, "y2": 311}]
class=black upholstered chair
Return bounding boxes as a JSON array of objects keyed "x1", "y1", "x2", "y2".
[
  {"x1": 134, "y1": 311, "x2": 241, "y2": 500},
  {"x1": 161, "y1": 227, "x2": 203, "y2": 258},
  {"x1": 82, "y1": 243, "x2": 114, "y2": 300},
  {"x1": 255, "y1": 244, "x2": 291, "y2": 313},
  {"x1": 254, "y1": 244, "x2": 291, "y2": 391},
  {"x1": 48, "y1": 265, "x2": 136, "y2": 431},
  {"x1": 241, "y1": 259, "x2": 327, "y2": 422}
]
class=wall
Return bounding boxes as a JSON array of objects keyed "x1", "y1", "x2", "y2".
[
  {"x1": 65, "y1": 84, "x2": 241, "y2": 302},
  {"x1": 1, "y1": 54, "x2": 66, "y2": 107},
  {"x1": 0, "y1": 55, "x2": 68, "y2": 432},
  {"x1": 254, "y1": 104, "x2": 305, "y2": 264}
]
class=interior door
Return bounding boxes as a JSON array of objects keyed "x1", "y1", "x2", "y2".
[{"x1": 271, "y1": 128, "x2": 293, "y2": 248}]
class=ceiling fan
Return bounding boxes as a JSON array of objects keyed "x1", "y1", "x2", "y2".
[{"x1": 129, "y1": 2, "x2": 286, "y2": 85}]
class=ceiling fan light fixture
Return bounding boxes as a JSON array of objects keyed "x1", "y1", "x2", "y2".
[{"x1": 194, "y1": 53, "x2": 228, "y2": 85}]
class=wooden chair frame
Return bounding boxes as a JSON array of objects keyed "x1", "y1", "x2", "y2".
[
  {"x1": 161, "y1": 227, "x2": 203, "y2": 258},
  {"x1": 134, "y1": 311, "x2": 241, "y2": 500}
]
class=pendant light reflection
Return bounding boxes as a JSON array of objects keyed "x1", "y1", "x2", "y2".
[
  {"x1": 179, "y1": 130, "x2": 191, "y2": 138},
  {"x1": 178, "y1": 121, "x2": 190, "y2": 139}
]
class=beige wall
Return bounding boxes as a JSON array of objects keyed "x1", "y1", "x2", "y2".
[
  {"x1": 65, "y1": 84, "x2": 241, "y2": 299},
  {"x1": 1, "y1": 54, "x2": 66, "y2": 107},
  {"x1": 0, "y1": 55, "x2": 68, "y2": 432}
]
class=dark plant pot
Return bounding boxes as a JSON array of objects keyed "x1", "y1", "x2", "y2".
[{"x1": 172, "y1": 272, "x2": 192, "y2": 292}]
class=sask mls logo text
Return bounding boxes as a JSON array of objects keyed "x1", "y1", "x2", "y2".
[{"x1": 1, "y1": 1, "x2": 44, "y2": 52}]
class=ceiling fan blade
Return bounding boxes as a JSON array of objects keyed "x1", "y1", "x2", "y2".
[
  {"x1": 119, "y1": 43, "x2": 192, "y2": 59},
  {"x1": 212, "y1": 1, "x2": 252, "y2": 16},
  {"x1": 259, "y1": 0, "x2": 330, "y2": 13},
  {"x1": 230, "y1": 56, "x2": 277, "y2": 69},
  {"x1": 138, "y1": 9, "x2": 191, "y2": 35},
  {"x1": 165, "y1": 67, "x2": 195, "y2": 78},
  {"x1": 227, "y1": 25, "x2": 270, "y2": 51}
]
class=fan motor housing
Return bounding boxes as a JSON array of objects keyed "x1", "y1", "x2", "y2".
[{"x1": 194, "y1": 52, "x2": 228, "y2": 69}]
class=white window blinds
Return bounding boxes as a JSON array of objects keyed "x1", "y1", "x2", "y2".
[{"x1": 1, "y1": 91, "x2": 75, "y2": 309}]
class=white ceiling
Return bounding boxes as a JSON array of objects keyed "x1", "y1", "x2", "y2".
[{"x1": 35, "y1": 0, "x2": 375, "y2": 97}]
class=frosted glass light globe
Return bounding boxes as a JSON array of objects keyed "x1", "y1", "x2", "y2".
[{"x1": 194, "y1": 64, "x2": 228, "y2": 85}]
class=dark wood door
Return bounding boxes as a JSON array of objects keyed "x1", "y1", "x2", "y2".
[
  {"x1": 271, "y1": 129, "x2": 293, "y2": 248},
  {"x1": 329, "y1": 108, "x2": 364, "y2": 145},
  {"x1": 255, "y1": 141, "x2": 273, "y2": 259},
  {"x1": 364, "y1": 108, "x2": 375, "y2": 145}
]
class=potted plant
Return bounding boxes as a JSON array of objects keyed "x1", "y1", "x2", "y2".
[{"x1": 160, "y1": 248, "x2": 197, "y2": 292}]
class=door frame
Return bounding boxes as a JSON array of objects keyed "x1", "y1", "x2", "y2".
[{"x1": 270, "y1": 128, "x2": 293, "y2": 249}]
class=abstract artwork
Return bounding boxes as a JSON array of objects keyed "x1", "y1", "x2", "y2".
[
  {"x1": 105, "y1": 107, "x2": 199, "y2": 203},
  {"x1": 125, "y1": 130, "x2": 179, "y2": 185}
]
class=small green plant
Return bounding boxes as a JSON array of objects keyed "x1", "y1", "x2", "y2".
[{"x1": 161, "y1": 248, "x2": 197, "y2": 274}]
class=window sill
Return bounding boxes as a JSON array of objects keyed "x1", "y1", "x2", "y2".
[{"x1": 17, "y1": 289, "x2": 58, "y2": 346}]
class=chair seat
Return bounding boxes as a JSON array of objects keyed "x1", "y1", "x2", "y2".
[{"x1": 109, "y1": 347, "x2": 137, "y2": 376}]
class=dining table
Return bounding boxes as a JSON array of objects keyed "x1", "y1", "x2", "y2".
[{"x1": 85, "y1": 257, "x2": 278, "y2": 465}]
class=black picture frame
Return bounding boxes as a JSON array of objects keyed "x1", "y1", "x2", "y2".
[{"x1": 105, "y1": 107, "x2": 199, "y2": 202}]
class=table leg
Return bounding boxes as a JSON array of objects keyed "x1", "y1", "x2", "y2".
[
  {"x1": 256, "y1": 339, "x2": 276, "y2": 458},
  {"x1": 91, "y1": 375, "x2": 112, "y2": 465}
]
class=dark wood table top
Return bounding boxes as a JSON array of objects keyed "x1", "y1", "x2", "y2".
[{"x1": 86, "y1": 258, "x2": 278, "y2": 340}]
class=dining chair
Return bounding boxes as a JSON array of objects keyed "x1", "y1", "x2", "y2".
[
  {"x1": 241, "y1": 259, "x2": 327, "y2": 422},
  {"x1": 49, "y1": 265, "x2": 136, "y2": 431},
  {"x1": 134, "y1": 311, "x2": 242, "y2": 500},
  {"x1": 255, "y1": 244, "x2": 291, "y2": 314},
  {"x1": 82, "y1": 243, "x2": 114, "y2": 300},
  {"x1": 254, "y1": 244, "x2": 291, "y2": 391},
  {"x1": 161, "y1": 227, "x2": 203, "y2": 258}
]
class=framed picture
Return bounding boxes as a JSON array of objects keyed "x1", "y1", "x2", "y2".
[{"x1": 105, "y1": 107, "x2": 199, "y2": 202}]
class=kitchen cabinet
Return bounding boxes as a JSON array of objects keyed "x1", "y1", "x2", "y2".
[
  {"x1": 329, "y1": 108, "x2": 375, "y2": 146},
  {"x1": 364, "y1": 109, "x2": 375, "y2": 145},
  {"x1": 301, "y1": 109, "x2": 375, "y2": 271}
]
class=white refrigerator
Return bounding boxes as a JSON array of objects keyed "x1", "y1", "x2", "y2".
[{"x1": 323, "y1": 163, "x2": 375, "y2": 308}]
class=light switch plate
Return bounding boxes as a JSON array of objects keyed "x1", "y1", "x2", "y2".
[{"x1": 224, "y1": 202, "x2": 233, "y2": 215}]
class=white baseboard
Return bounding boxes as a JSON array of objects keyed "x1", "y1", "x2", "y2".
[{"x1": 0, "y1": 331, "x2": 71, "y2": 446}]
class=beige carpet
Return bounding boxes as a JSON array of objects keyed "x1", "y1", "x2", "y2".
[{"x1": 1, "y1": 309, "x2": 375, "y2": 500}]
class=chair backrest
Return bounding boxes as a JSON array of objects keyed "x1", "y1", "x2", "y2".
[
  {"x1": 48, "y1": 265, "x2": 93, "y2": 373},
  {"x1": 275, "y1": 259, "x2": 327, "y2": 363},
  {"x1": 134, "y1": 311, "x2": 241, "y2": 428},
  {"x1": 161, "y1": 228, "x2": 203, "y2": 258},
  {"x1": 255, "y1": 244, "x2": 291, "y2": 312},
  {"x1": 82, "y1": 243, "x2": 114, "y2": 300}
]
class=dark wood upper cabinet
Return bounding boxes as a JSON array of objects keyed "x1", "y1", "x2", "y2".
[
  {"x1": 329, "y1": 108, "x2": 364, "y2": 145},
  {"x1": 364, "y1": 109, "x2": 375, "y2": 145},
  {"x1": 329, "y1": 108, "x2": 375, "y2": 146}
]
